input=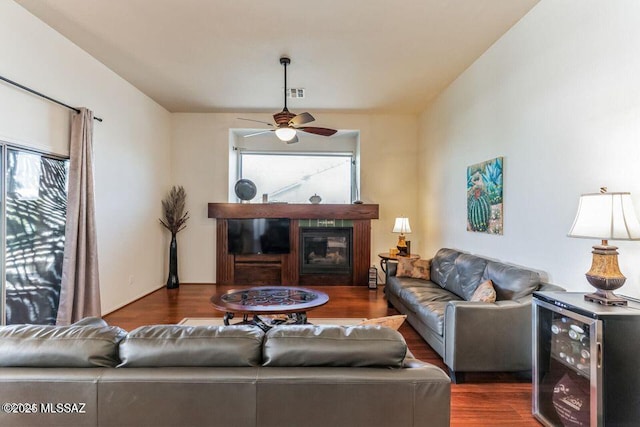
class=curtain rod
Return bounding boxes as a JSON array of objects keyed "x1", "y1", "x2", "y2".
[{"x1": 0, "y1": 75, "x2": 103, "y2": 122}]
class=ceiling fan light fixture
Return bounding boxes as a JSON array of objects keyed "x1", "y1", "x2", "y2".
[
  {"x1": 239, "y1": 56, "x2": 337, "y2": 142},
  {"x1": 275, "y1": 127, "x2": 297, "y2": 142}
]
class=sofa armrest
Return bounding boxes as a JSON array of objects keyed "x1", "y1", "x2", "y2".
[
  {"x1": 386, "y1": 261, "x2": 398, "y2": 278},
  {"x1": 443, "y1": 296, "x2": 533, "y2": 372}
]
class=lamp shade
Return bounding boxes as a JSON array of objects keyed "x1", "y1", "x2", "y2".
[
  {"x1": 568, "y1": 192, "x2": 640, "y2": 240},
  {"x1": 393, "y1": 217, "x2": 411, "y2": 234}
]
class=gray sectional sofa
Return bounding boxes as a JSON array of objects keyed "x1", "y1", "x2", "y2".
[
  {"x1": 385, "y1": 248, "x2": 563, "y2": 382},
  {"x1": 0, "y1": 318, "x2": 450, "y2": 427}
]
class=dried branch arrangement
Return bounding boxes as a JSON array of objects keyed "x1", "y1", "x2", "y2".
[{"x1": 159, "y1": 186, "x2": 189, "y2": 234}]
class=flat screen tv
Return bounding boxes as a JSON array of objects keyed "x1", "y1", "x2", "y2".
[{"x1": 227, "y1": 218, "x2": 290, "y2": 255}]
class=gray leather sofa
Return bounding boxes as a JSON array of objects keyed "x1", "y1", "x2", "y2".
[
  {"x1": 0, "y1": 318, "x2": 450, "y2": 427},
  {"x1": 385, "y1": 248, "x2": 563, "y2": 382}
]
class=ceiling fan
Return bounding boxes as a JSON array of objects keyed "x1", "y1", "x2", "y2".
[{"x1": 238, "y1": 57, "x2": 338, "y2": 144}]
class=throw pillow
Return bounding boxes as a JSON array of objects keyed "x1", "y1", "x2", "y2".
[
  {"x1": 470, "y1": 279, "x2": 497, "y2": 303},
  {"x1": 357, "y1": 315, "x2": 407, "y2": 330},
  {"x1": 396, "y1": 257, "x2": 415, "y2": 277},
  {"x1": 396, "y1": 257, "x2": 431, "y2": 280}
]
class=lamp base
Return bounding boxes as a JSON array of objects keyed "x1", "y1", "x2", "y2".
[
  {"x1": 396, "y1": 234, "x2": 408, "y2": 256},
  {"x1": 584, "y1": 289, "x2": 628, "y2": 306},
  {"x1": 584, "y1": 244, "x2": 628, "y2": 306}
]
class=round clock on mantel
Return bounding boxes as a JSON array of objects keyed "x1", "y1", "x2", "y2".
[{"x1": 234, "y1": 179, "x2": 257, "y2": 202}]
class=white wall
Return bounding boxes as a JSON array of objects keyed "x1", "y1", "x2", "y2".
[
  {"x1": 418, "y1": 0, "x2": 640, "y2": 297},
  {"x1": 0, "y1": 1, "x2": 172, "y2": 314},
  {"x1": 172, "y1": 113, "x2": 418, "y2": 282}
]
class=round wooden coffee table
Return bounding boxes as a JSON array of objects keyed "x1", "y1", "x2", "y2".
[{"x1": 210, "y1": 286, "x2": 329, "y2": 331}]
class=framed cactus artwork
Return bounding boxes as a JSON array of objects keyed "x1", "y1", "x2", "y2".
[{"x1": 467, "y1": 157, "x2": 503, "y2": 234}]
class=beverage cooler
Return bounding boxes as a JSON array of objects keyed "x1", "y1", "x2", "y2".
[{"x1": 533, "y1": 292, "x2": 640, "y2": 426}]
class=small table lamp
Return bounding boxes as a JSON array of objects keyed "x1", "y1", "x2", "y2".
[
  {"x1": 393, "y1": 217, "x2": 411, "y2": 256},
  {"x1": 568, "y1": 189, "x2": 640, "y2": 306}
]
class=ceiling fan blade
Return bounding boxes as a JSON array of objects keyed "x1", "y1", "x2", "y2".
[
  {"x1": 237, "y1": 118, "x2": 275, "y2": 127},
  {"x1": 289, "y1": 112, "x2": 315, "y2": 126},
  {"x1": 299, "y1": 127, "x2": 338, "y2": 137},
  {"x1": 285, "y1": 134, "x2": 299, "y2": 144},
  {"x1": 244, "y1": 130, "x2": 274, "y2": 138}
]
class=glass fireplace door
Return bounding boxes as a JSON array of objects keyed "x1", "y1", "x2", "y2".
[{"x1": 300, "y1": 228, "x2": 352, "y2": 275}]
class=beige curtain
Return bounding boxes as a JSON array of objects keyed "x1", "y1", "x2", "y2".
[{"x1": 56, "y1": 108, "x2": 101, "y2": 325}]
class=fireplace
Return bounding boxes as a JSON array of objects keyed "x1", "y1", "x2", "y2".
[
  {"x1": 209, "y1": 203, "x2": 378, "y2": 286},
  {"x1": 300, "y1": 228, "x2": 352, "y2": 275}
]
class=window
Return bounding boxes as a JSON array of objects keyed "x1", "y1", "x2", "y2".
[
  {"x1": 2, "y1": 146, "x2": 69, "y2": 325},
  {"x1": 239, "y1": 152, "x2": 355, "y2": 204}
]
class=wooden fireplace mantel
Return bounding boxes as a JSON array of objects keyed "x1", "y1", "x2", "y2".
[
  {"x1": 208, "y1": 203, "x2": 379, "y2": 286},
  {"x1": 207, "y1": 203, "x2": 379, "y2": 220}
]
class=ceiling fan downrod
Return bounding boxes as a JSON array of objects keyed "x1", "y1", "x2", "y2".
[{"x1": 280, "y1": 56, "x2": 290, "y2": 112}]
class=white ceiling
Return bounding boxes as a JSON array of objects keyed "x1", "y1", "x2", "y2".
[{"x1": 15, "y1": 0, "x2": 539, "y2": 114}]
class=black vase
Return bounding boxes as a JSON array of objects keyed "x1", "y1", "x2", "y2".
[{"x1": 166, "y1": 233, "x2": 179, "y2": 289}]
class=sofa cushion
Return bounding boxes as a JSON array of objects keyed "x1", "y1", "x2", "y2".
[
  {"x1": 396, "y1": 258, "x2": 431, "y2": 280},
  {"x1": 400, "y1": 286, "x2": 462, "y2": 335},
  {"x1": 0, "y1": 317, "x2": 127, "y2": 367},
  {"x1": 118, "y1": 325, "x2": 264, "y2": 367},
  {"x1": 414, "y1": 302, "x2": 448, "y2": 336},
  {"x1": 442, "y1": 253, "x2": 488, "y2": 300},
  {"x1": 470, "y1": 280, "x2": 497, "y2": 303},
  {"x1": 483, "y1": 261, "x2": 540, "y2": 300},
  {"x1": 429, "y1": 248, "x2": 460, "y2": 287},
  {"x1": 385, "y1": 276, "x2": 438, "y2": 301},
  {"x1": 399, "y1": 284, "x2": 461, "y2": 307},
  {"x1": 262, "y1": 325, "x2": 407, "y2": 367}
]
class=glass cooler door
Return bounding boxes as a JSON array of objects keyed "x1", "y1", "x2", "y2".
[{"x1": 533, "y1": 299, "x2": 602, "y2": 427}]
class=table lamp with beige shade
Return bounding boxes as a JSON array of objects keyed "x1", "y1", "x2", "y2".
[
  {"x1": 568, "y1": 188, "x2": 640, "y2": 306},
  {"x1": 393, "y1": 217, "x2": 411, "y2": 256}
]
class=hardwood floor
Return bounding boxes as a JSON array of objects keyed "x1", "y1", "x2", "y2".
[{"x1": 104, "y1": 284, "x2": 540, "y2": 426}]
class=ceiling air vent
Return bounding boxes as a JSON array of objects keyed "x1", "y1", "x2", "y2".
[{"x1": 286, "y1": 88, "x2": 305, "y2": 98}]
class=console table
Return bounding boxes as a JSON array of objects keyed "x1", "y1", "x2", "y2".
[{"x1": 208, "y1": 203, "x2": 379, "y2": 286}]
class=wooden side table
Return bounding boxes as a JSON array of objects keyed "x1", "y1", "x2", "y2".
[{"x1": 377, "y1": 252, "x2": 420, "y2": 274}]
